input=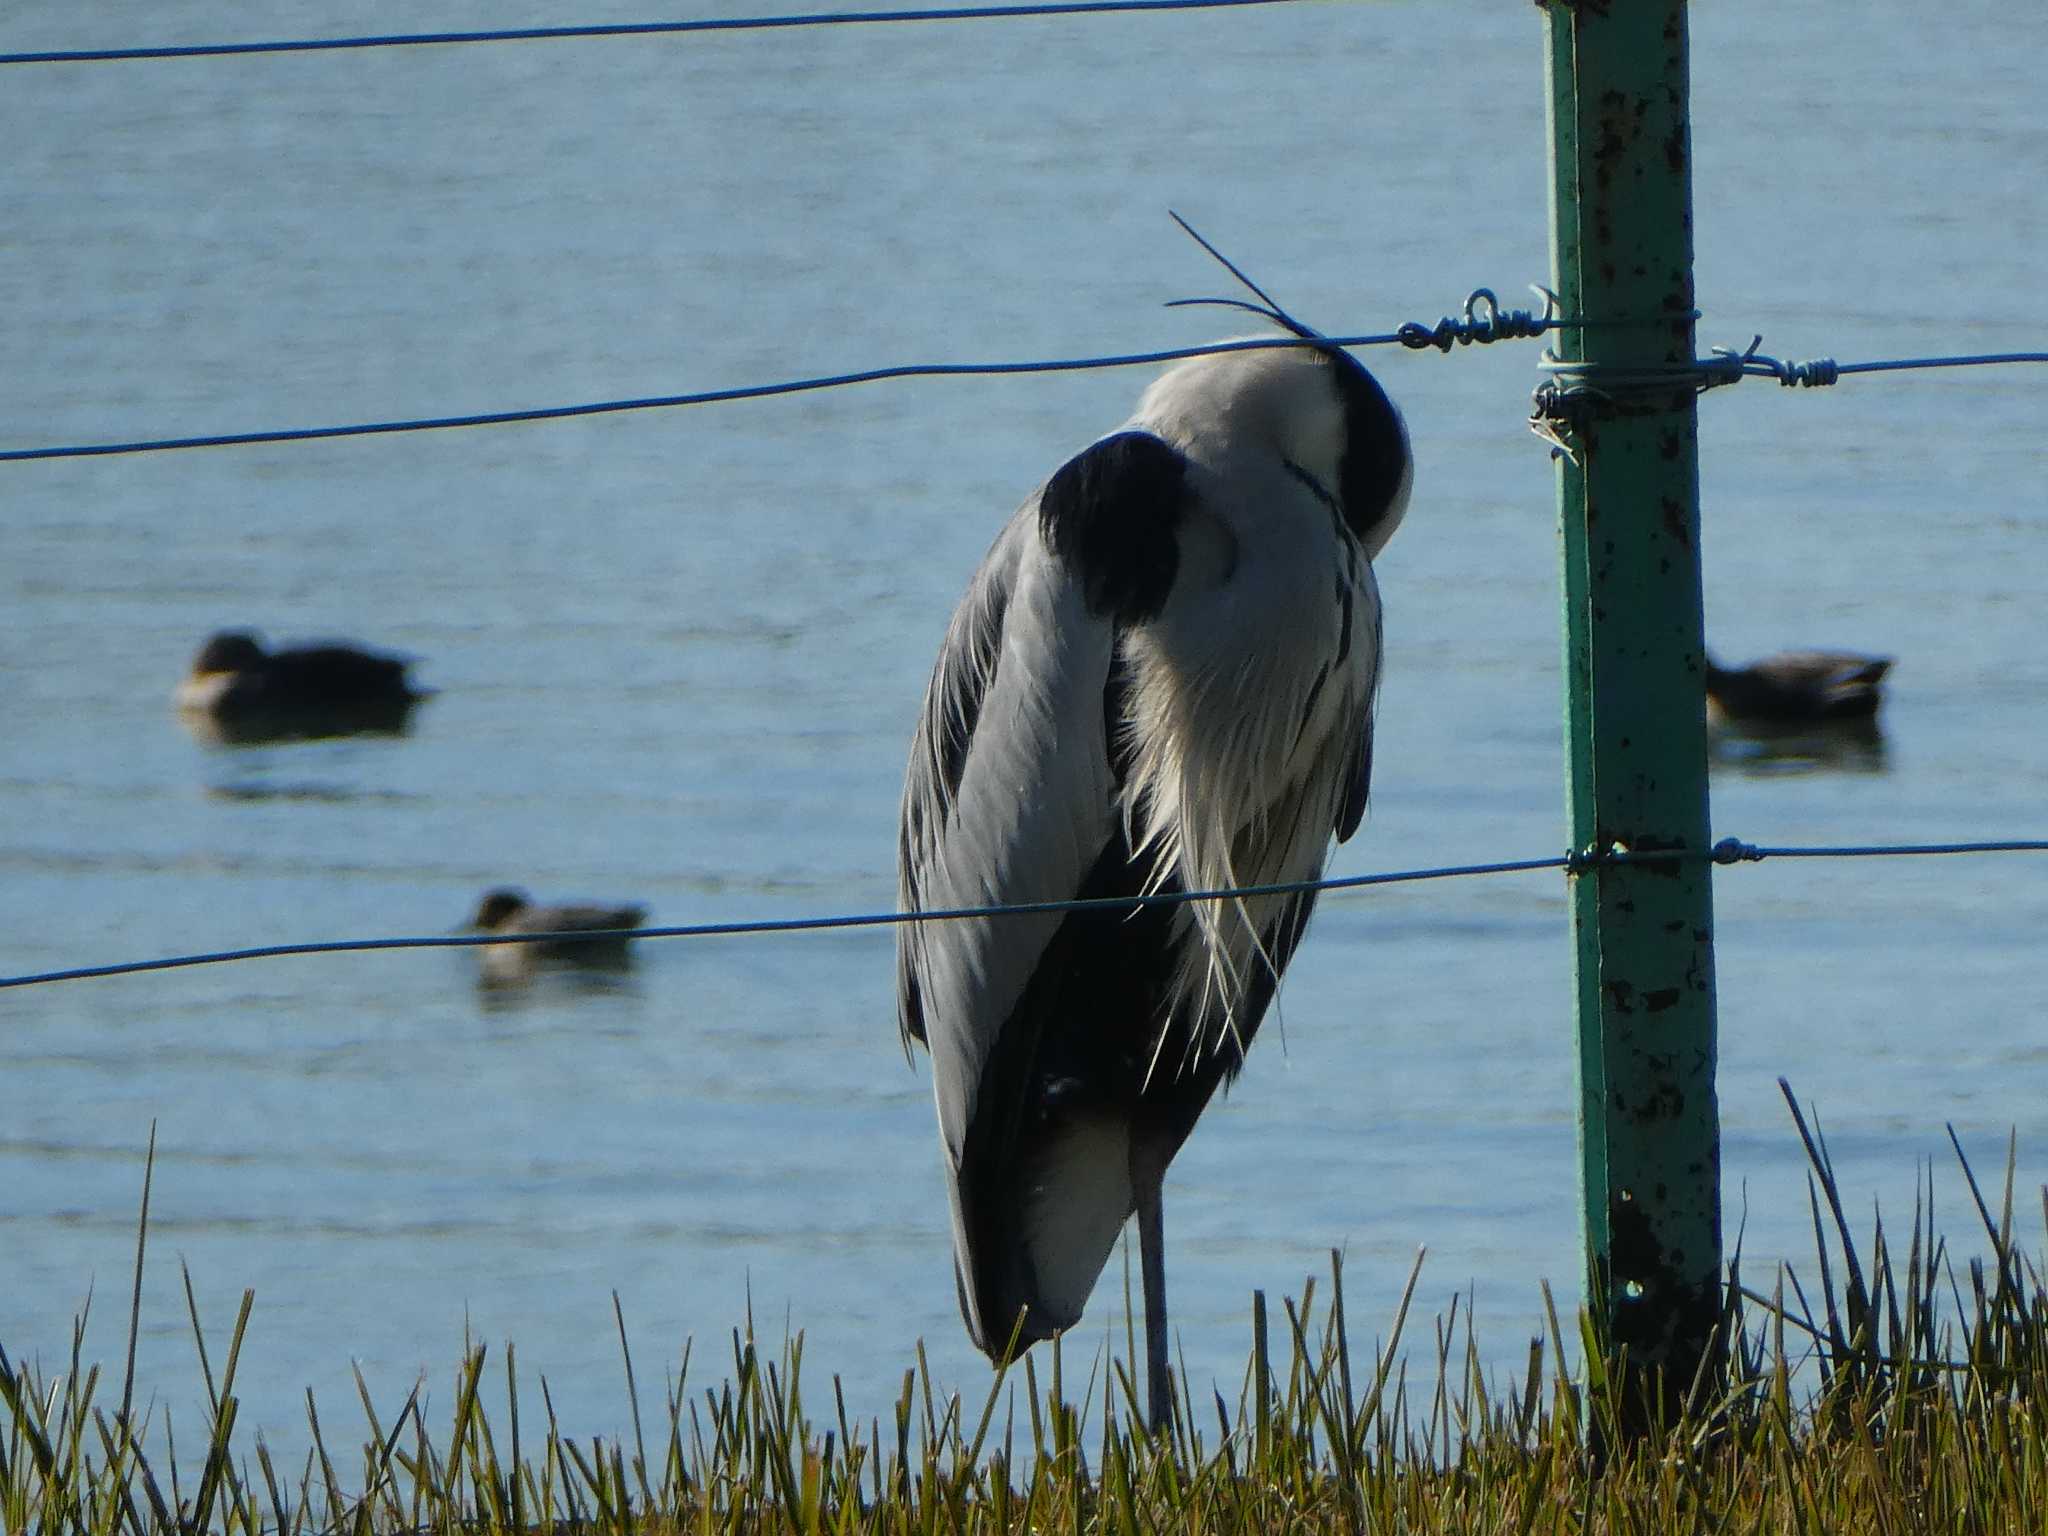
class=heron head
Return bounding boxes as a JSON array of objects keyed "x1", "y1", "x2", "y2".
[
  {"x1": 1161, "y1": 216, "x2": 1413, "y2": 562},
  {"x1": 1143, "y1": 342, "x2": 1413, "y2": 564},
  {"x1": 1227, "y1": 324, "x2": 1413, "y2": 564}
]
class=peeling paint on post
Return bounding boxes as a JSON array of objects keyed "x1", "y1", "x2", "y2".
[{"x1": 1542, "y1": 0, "x2": 1721, "y2": 1435}]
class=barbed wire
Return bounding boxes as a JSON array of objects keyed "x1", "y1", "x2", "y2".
[
  {"x1": 0, "y1": 300, "x2": 1564, "y2": 464},
  {"x1": 1703, "y1": 340, "x2": 2048, "y2": 390},
  {"x1": 1530, "y1": 338, "x2": 2048, "y2": 433},
  {"x1": 4, "y1": 838, "x2": 2044, "y2": 992},
  {"x1": 0, "y1": 0, "x2": 1302, "y2": 68},
  {"x1": 10, "y1": 310, "x2": 2041, "y2": 466}
]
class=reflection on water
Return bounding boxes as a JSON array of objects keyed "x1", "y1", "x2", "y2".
[
  {"x1": 1709, "y1": 716, "x2": 1891, "y2": 777},
  {"x1": 474, "y1": 960, "x2": 643, "y2": 1014},
  {"x1": 178, "y1": 695, "x2": 429, "y2": 747},
  {"x1": 204, "y1": 781, "x2": 425, "y2": 804},
  {"x1": 471, "y1": 935, "x2": 644, "y2": 991}
]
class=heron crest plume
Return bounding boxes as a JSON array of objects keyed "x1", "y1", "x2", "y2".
[{"x1": 1165, "y1": 209, "x2": 1328, "y2": 345}]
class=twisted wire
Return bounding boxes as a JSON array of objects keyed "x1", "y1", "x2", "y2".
[
  {"x1": 1531, "y1": 335, "x2": 2048, "y2": 429},
  {"x1": 0, "y1": 308, "x2": 1569, "y2": 464},
  {"x1": 21, "y1": 309, "x2": 2021, "y2": 467},
  {"x1": 1729, "y1": 343, "x2": 2048, "y2": 388},
  {"x1": 1707, "y1": 837, "x2": 2048, "y2": 864},
  {"x1": 1398, "y1": 287, "x2": 1561, "y2": 351}
]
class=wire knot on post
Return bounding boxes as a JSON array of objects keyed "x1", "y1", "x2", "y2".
[
  {"x1": 1569, "y1": 840, "x2": 1758, "y2": 874},
  {"x1": 1695, "y1": 336, "x2": 1756, "y2": 393},
  {"x1": 1399, "y1": 287, "x2": 1560, "y2": 351},
  {"x1": 1709, "y1": 337, "x2": 1841, "y2": 388},
  {"x1": 1528, "y1": 317, "x2": 1770, "y2": 458},
  {"x1": 1565, "y1": 841, "x2": 1639, "y2": 874}
]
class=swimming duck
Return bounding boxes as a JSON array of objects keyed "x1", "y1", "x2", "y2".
[
  {"x1": 464, "y1": 887, "x2": 650, "y2": 978},
  {"x1": 1704, "y1": 650, "x2": 1892, "y2": 727},
  {"x1": 175, "y1": 629, "x2": 428, "y2": 742}
]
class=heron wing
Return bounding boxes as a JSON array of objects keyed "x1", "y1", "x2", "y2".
[
  {"x1": 897, "y1": 509, "x2": 1121, "y2": 1128},
  {"x1": 899, "y1": 432, "x2": 1197, "y2": 1352}
]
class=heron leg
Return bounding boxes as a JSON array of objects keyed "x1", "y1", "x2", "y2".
[{"x1": 1137, "y1": 1178, "x2": 1171, "y2": 1434}]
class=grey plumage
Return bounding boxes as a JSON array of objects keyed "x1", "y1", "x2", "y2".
[{"x1": 897, "y1": 337, "x2": 1413, "y2": 1428}]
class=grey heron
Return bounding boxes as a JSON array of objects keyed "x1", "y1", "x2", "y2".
[{"x1": 896, "y1": 280, "x2": 1413, "y2": 1432}]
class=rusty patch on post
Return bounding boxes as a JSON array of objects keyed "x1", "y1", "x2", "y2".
[
  {"x1": 1660, "y1": 496, "x2": 1692, "y2": 550},
  {"x1": 1620, "y1": 1079, "x2": 1685, "y2": 1126},
  {"x1": 1664, "y1": 124, "x2": 1687, "y2": 175},
  {"x1": 1601, "y1": 1187, "x2": 1722, "y2": 1434}
]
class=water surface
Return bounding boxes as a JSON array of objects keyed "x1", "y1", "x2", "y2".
[{"x1": 2, "y1": 0, "x2": 2044, "y2": 1465}]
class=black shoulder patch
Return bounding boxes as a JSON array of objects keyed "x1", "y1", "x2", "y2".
[
  {"x1": 1037, "y1": 431, "x2": 1189, "y2": 623},
  {"x1": 1323, "y1": 352, "x2": 1409, "y2": 546}
]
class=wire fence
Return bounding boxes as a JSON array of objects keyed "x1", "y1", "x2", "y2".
[
  {"x1": 0, "y1": 314, "x2": 1545, "y2": 464},
  {"x1": 1531, "y1": 341, "x2": 2048, "y2": 434},
  {"x1": 0, "y1": 284, "x2": 1574, "y2": 463},
  {"x1": 5, "y1": 839, "x2": 2045, "y2": 991},
  {"x1": 0, "y1": 0, "x2": 1306, "y2": 67},
  {"x1": 6, "y1": 328, "x2": 2043, "y2": 464},
  {"x1": 3, "y1": 294, "x2": 2043, "y2": 988},
  {"x1": 3, "y1": 8, "x2": 2044, "y2": 1014}
]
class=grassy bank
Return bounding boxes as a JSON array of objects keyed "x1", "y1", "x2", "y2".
[{"x1": 6, "y1": 1088, "x2": 2046, "y2": 1534}]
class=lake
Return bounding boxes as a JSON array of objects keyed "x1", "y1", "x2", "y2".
[{"x1": 2, "y1": 0, "x2": 2043, "y2": 1473}]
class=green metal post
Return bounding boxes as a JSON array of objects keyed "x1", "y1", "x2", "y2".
[{"x1": 1543, "y1": 0, "x2": 1722, "y2": 1430}]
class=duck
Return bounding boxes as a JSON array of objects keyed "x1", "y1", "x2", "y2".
[
  {"x1": 175, "y1": 629, "x2": 429, "y2": 742},
  {"x1": 463, "y1": 887, "x2": 650, "y2": 980},
  {"x1": 1704, "y1": 649, "x2": 1892, "y2": 728}
]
